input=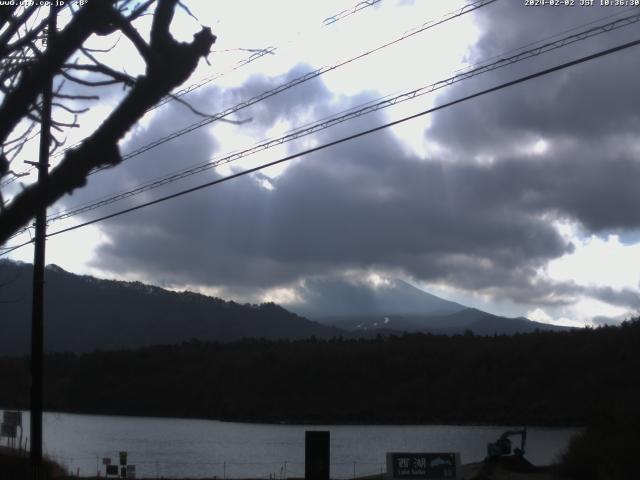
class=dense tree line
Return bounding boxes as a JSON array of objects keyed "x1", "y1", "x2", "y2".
[{"x1": 0, "y1": 320, "x2": 638, "y2": 426}]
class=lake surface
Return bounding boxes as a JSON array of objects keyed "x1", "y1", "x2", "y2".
[{"x1": 3, "y1": 410, "x2": 579, "y2": 478}]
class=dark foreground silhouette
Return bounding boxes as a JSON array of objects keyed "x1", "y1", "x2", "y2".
[{"x1": 0, "y1": 319, "x2": 638, "y2": 426}]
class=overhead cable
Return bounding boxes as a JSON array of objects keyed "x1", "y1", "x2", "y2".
[
  {"x1": 92, "y1": 0, "x2": 498, "y2": 173},
  {"x1": 323, "y1": 0, "x2": 382, "y2": 25},
  {"x1": 0, "y1": 0, "x2": 387, "y2": 188},
  {"x1": 3, "y1": 35, "x2": 638, "y2": 256},
  {"x1": 46, "y1": 10, "x2": 640, "y2": 224}
]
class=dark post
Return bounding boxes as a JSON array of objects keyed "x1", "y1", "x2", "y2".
[
  {"x1": 305, "y1": 431, "x2": 330, "y2": 480},
  {"x1": 30, "y1": 6, "x2": 56, "y2": 479}
]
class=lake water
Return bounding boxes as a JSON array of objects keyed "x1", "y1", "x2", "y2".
[{"x1": 3, "y1": 410, "x2": 580, "y2": 478}]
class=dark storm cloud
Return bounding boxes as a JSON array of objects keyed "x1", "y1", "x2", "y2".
[
  {"x1": 588, "y1": 286, "x2": 640, "y2": 310},
  {"x1": 60, "y1": 63, "x2": 332, "y2": 213},
  {"x1": 430, "y1": 2, "x2": 640, "y2": 147},
  {"x1": 86, "y1": 65, "x2": 579, "y2": 306},
  {"x1": 84, "y1": 2, "x2": 640, "y2": 313},
  {"x1": 426, "y1": 2, "x2": 640, "y2": 233},
  {"x1": 55, "y1": 86, "x2": 222, "y2": 216},
  {"x1": 221, "y1": 63, "x2": 335, "y2": 131},
  {"x1": 439, "y1": 139, "x2": 640, "y2": 232}
]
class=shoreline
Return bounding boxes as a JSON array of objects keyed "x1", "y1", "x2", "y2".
[
  {"x1": 2, "y1": 452, "x2": 556, "y2": 480},
  {"x1": 0, "y1": 406, "x2": 585, "y2": 429}
]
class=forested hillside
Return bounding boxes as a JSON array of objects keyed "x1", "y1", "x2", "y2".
[
  {"x1": 0, "y1": 261, "x2": 570, "y2": 356},
  {"x1": 1, "y1": 320, "x2": 638, "y2": 426},
  {"x1": 0, "y1": 261, "x2": 342, "y2": 355}
]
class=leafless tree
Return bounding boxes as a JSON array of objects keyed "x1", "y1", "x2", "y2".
[{"x1": 0, "y1": 0, "x2": 216, "y2": 245}]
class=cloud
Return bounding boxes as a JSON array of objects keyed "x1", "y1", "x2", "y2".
[
  {"x1": 429, "y1": 3, "x2": 640, "y2": 151},
  {"x1": 66, "y1": 2, "x2": 640, "y2": 319},
  {"x1": 78, "y1": 64, "x2": 578, "y2": 306},
  {"x1": 587, "y1": 286, "x2": 640, "y2": 311},
  {"x1": 425, "y1": 3, "x2": 640, "y2": 233},
  {"x1": 219, "y1": 63, "x2": 335, "y2": 131}
]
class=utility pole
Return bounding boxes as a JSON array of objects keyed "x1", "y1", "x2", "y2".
[{"x1": 30, "y1": 6, "x2": 56, "y2": 479}]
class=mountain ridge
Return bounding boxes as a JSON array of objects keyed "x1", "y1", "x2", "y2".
[
  {"x1": 287, "y1": 276, "x2": 569, "y2": 335},
  {"x1": 288, "y1": 276, "x2": 465, "y2": 318},
  {"x1": 0, "y1": 260, "x2": 342, "y2": 356},
  {"x1": 0, "y1": 261, "x2": 569, "y2": 356}
]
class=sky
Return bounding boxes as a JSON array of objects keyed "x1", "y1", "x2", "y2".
[{"x1": 4, "y1": 0, "x2": 640, "y2": 327}]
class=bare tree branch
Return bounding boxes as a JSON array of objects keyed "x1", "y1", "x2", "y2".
[
  {"x1": 63, "y1": 62, "x2": 136, "y2": 86},
  {"x1": 81, "y1": 37, "x2": 121, "y2": 54},
  {"x1": 1, "y1": 11, "x2": 49, "y2": 58},
  {"x1": 111, "y1": 10, "x2": 156, "y2": 64},
  {"x1": 50, "y1": 133, "x2": 66, "y2": 155},
  {"x1": 0, "y1": 5, "x2": 39, "y2": 54},
  {"x1": 60, "y1": 69, "x2": 125, "y2": 87},
  {"x1": 52, "y1": 102, "x2": 90, "y2": 115},
  {"x1": 0, "y1": 0, "x2": 216, "y2": 244},
  {"x1": 0, "y1": 0, "x2": 120, "y2": 145},
  {"x1": 177, "y1": 1, "x2": 198, "y2": 21},
  {"x1": 127, "y1": 0, "x2": 155, "y2": 22},
  {"x1": 0, "y1": 5, "x2": 18, "y2": 31}
]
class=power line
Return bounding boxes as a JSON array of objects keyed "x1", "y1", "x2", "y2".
[
  {"x1": 90, "y1": 0, "x2": 497, "y2": 174},
  {"x1": 4, "y1": 1, "x2": 633, "y2": 194},
  {"x1": 46, "y1": 10, "x2": 640, "y2": 225},
  {"x1": 31, "y1": 0, "x2": 501, "y2": 223},
  {"x1": 452, "y1": 5, "x2": 640, "y2": 77},
  {"x1": 154, "y1": 0, "x2": 387, "y2": 110},
  {"x1": 323, "y1": 0, "x2": 382, "y2": 25},
  {"x1": 0, "y1": 0, "x2": 387, "y2": 188},
  {"x1": 3, "y1": 35, "x2": 637, "y2": 256},
  {"x1": 8, "y1": 6, "x2": 632, "y2": 243},
  {"x1": 0, "y1": 240, "x2": 32, "y2": 255},
  {"x1": 4, "y1": 7, "x2": 638, "y2": 246}
]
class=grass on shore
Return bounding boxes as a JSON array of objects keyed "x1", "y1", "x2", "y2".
[{"x1": 0, "y1": 446, "x2": 69, "y2": 479}]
